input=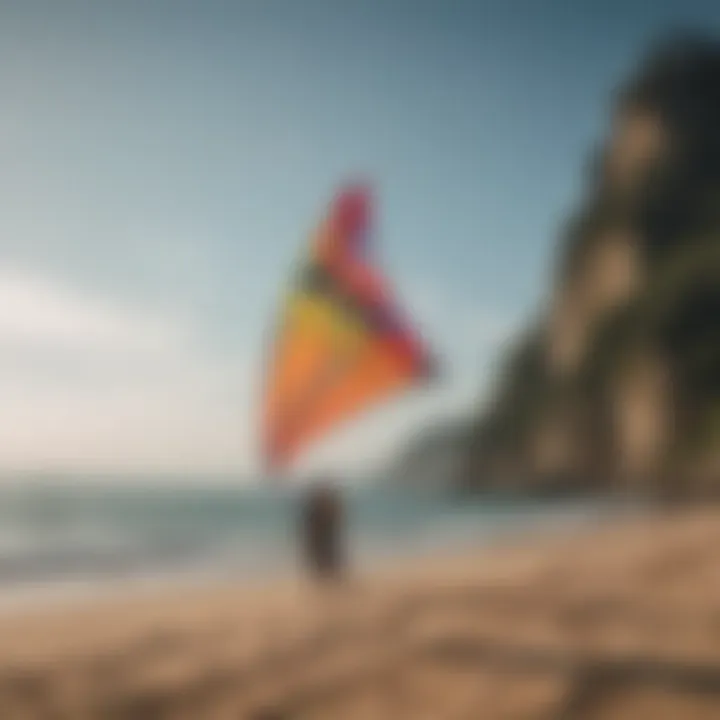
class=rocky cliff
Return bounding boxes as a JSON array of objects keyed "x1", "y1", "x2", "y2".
[{"x1": 402, "y1": 34, "x2": 720, "y2": 498}]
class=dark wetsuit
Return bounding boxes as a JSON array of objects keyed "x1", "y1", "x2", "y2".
[{"x1": 302, "y1": 484, "x2": 344, "y2": 580}]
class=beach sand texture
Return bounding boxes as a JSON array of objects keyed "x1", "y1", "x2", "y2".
[{"x1": 1, "y1": 510, "x2": 720, "y2": 718}]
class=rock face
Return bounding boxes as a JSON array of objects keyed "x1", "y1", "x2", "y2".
[
  {"x1": 547, "y1": 230, "x2": 641, "y2": 376},
  {"x1": 400, "y1": 34, "x2": 720, "y2": 498}
]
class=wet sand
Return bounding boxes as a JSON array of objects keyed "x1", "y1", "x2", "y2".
[{"x1": 1, "y1": 509, "x2": 720, "y2": 718}]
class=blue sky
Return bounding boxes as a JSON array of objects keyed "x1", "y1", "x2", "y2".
[{"x1": 1, "y1": 0, "x2": 718, "y2": 477}]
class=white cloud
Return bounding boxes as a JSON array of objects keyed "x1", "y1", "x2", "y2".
[
  {"x1": 0, "y1": 269, "x2": 180, "y2": 351},
  {"x1": 0, "y1": 269, "x2": 251, "y2": 475}
]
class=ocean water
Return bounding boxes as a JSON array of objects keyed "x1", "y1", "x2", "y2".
[{"x1": 0, "y1": 481, "x2": 619, "y2": 603}]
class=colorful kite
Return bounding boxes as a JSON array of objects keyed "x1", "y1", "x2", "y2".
[{"x1": 261, "y1": 185, "x2": 436, "y2": 471}]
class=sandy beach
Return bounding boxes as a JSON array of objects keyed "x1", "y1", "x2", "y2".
[{"x1": 1, "y1": 509, "x2": 720, "y2": 719}]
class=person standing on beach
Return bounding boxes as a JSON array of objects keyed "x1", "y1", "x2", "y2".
[{"x1": 301, "y1": 479, "x2": 345, "y2": 581}]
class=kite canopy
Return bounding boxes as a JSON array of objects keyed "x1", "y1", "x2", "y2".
[{"x1": 261, "y1": 185, "x2": 435, "y2": 471}]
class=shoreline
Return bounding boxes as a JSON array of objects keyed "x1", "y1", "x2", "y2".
[{"x1": 0, "y1": 496, "x2": 630, "y2": 619}]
